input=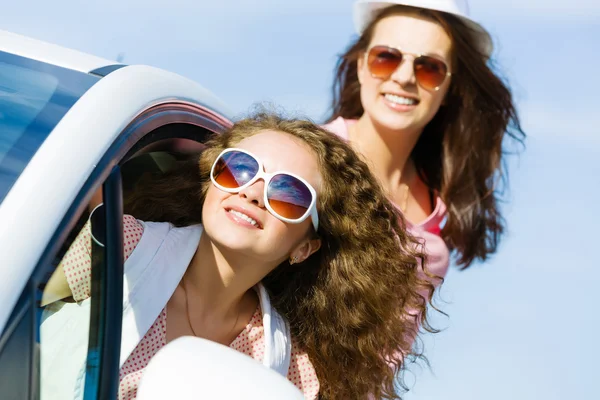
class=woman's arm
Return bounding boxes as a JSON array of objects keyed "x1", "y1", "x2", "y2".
[
  {"x1": 40, "y1": 214, "x2": 144, "y2": 305},
  {"x1": 40, "y1": 263, "x2": 72, "y2": 306}
]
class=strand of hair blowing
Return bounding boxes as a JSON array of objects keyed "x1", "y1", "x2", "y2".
[{"x1": 124, "y1": 113, "x2": 434, "y2": 399}]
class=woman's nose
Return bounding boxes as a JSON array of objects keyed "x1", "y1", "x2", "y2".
[
  {"x1": 238, "y1": 180, "x2": 265, "y2": 207},
  {"x1": 390, "y1": 56, "x2": 417, "y2": 87}
]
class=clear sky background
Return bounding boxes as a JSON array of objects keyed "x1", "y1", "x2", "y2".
[{"x1": 2, "y1": 1, "x2": 598, "y2": 398}]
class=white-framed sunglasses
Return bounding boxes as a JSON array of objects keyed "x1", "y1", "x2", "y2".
[{"x1": 210, "y1": 148, "x2": 319, "y2": 231}]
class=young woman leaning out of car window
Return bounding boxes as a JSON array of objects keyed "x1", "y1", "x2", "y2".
[{"x1": 41, "y1": 112, "x2": 435, "y2": 400}]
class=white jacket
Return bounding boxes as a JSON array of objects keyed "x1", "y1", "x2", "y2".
[{"x1": 40, "y1": 221, "x2": 292, "y2": 400}]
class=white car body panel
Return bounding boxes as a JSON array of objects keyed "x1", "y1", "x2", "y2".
[
  {"x1": 0, "y1": 64, "x2": 233, "y2": 333},
  {"x1": 0, "y1": 30, "x2": 117, "y2": 73},
  {"x1": 138, "y1": 337, "x2": 304, "y2": 399}
]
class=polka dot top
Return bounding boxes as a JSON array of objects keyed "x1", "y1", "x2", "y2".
[{"x1": 59, "y1": 215, "x2": 320, "y2": 399}]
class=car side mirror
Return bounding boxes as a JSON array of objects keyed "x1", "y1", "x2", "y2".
[{"x1": 137, "y1": 336, "x2": 305, "y2": 399}]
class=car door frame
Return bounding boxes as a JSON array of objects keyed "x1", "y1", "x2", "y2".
[{"x1": 0, "y1": 66, "x2": 232, "y2": 399}]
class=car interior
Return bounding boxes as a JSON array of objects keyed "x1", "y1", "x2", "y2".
[{"x1": 41, "y1": 122, "x2": 214, "y2": 305}]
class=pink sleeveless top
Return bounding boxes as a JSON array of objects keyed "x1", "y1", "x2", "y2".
[{"x1": 323, "y1": 117, "x2": 450, "y2": 282}]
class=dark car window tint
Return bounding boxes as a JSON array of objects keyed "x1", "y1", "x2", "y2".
[
  {"x1": 0, "y1": 62, "x2": 58, "y2": 158},
  {"x1": 0, "y1": 51, "x2": 98, "y2": 204}
]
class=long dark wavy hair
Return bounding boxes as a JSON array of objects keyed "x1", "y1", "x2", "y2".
[
  {"x1": 125, "y1": 112, "x2": 437, "y2": 399},
  {"x1": 327, "y1": 5, "x2": 526, "y2": 268}
]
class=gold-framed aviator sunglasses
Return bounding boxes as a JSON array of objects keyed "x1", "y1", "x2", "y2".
[{"x1": 365, "y1": 45, "x2": 452, "y2": 91}]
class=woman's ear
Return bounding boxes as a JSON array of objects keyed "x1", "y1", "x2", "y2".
[
  {"x1": 289, "y1": 238, "x2": 321, "y2": 264},
  {"x1": 441, "y1": 75, "x2": 453, "y2": 106}
]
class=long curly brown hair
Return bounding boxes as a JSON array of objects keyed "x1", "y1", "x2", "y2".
[
  {"x1": 327, "y1": 5, "x2": 526, "y2": 268},
  {"x1": 125, "y1": 112, "x2": 436, "y2": 399}
]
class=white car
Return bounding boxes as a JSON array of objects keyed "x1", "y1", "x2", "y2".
[{"x1": 0, "y1": 30, "x2": 303, "y2": 400}]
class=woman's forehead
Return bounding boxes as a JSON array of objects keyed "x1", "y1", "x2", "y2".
[
  {"x1": 235, "y1": 130, "x2": 322, "y2": 187},
  {"x1": 371, "y1": 13, "x2": 452, "y2": 59}
]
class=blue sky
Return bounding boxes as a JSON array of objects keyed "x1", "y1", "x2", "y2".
[{"x1": 2, "y1": 1, "x2": 598, "y2": 398}]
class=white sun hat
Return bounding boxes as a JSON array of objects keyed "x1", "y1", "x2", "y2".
[{"x1": 353, "y1": 0, "x2": 493, "y2": 56}]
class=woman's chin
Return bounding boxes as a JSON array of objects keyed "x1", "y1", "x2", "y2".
[
  {"x1": 374, "y1": 116, "x2": 414, "y2": 133},
  {"x1": 209, "y1": 229, "x2": 255, "y2": 249}
]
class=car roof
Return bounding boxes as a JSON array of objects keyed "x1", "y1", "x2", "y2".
[
  {"x1": 0, "y1": 30, "x2": 241, "y2": 335},
  {"x1": 0, "y1": 29, "x2": 121, "y2": 73}
]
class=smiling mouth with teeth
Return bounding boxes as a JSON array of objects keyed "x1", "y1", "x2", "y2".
[
  {"x1": 228, "y1": 209, "x2": 261, "y2": 228},
  {"x1": 384, "y1": 93, "x2": 419, "y2": 106}
]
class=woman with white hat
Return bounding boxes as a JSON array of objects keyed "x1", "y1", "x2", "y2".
[{"x1": 324, "y1": 0, "x2": 525, "y2": 339}]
